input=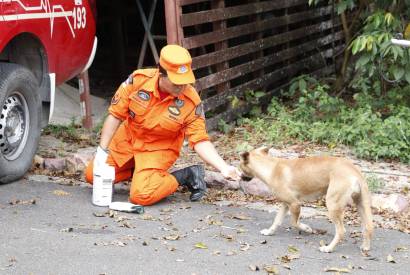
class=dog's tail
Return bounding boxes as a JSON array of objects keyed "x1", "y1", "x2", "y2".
[{"x1": 354, "y1": 177, "x2": 374, "y2": 249}]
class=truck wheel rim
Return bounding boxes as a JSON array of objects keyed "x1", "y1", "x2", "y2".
[{"x1": 0, "y1": 92, "x2": 30, "y2": 160}]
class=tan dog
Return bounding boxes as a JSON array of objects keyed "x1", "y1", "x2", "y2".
[{"x1": 239, "y1": 147, "x2": 373, "y2": 253}]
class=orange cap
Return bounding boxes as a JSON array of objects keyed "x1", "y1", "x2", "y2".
[{"x1": 159, "y1": 45, "x2": 195, "y2": 85}]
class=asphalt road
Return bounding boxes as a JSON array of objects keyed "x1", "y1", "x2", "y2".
[{"x1": 1, "y1": 178, "x2": 410, "y2": 275}]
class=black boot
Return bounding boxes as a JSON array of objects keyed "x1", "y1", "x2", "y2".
[{"x1": 171, "y1": 165, "x2": 206, "y2": 201}]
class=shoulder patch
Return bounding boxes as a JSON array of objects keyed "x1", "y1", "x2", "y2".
[
  {"x1": 168, "y1": 106, "x2": 181, "y2": 116},
  {"x1": 137, "y1": 90, "x2": 150, "y2": 101},
  {"x1": 195, "y1": 103, "x2": 205, "y2": 118},
  {"x1": 174, "y1": 98, "x2": 184, "y2": 108},
  {"x1": 111, "y1": 92, "x2": 120, "y2": 105}
]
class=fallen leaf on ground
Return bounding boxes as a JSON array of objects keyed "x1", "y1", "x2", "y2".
[
  {"x1": 93, "y1": 212, "x2": 105, "y2": 217},
  {"x1": 394, "y1": 246, "x2": 408, "y2": 252},
  {"x1": 164, "y1": 234, "x2": 180, "y2": 241},
  {"x1": 113, "y1": 241, "x2": 126, "y2": 247},
  {"x1": 229, "y1": 214, "x2": 251, "y2": 220},
  {"x1": 237, "y1": 228, "x2": 248, "y2": 233},
  {"x1": 249, "y1": 264, "x2": 259, "y2": 271},
  {"x1": 312, "y1": 228, "x2": 327, "y2": 235},
  {"x1": 361, "y1": 250, "x2": 372, "y2": 257},
  {"x1": 120, "y1": 221, "x2": 135, "y2": 228},
  {"x1": 349, "y1": 231, "x2": 361, "y2": 238},
  {"x1": 52, "y1": 190, "x2": 70, "y2": 196},
  {"x1": 9, "y1": 199, "x2": 36, "y2": 205},
  {"x1": 4, "y1": 257, "x2": 17, "y2": 268},
  {"x1": 282, "y1": 264, "x2": 291, "y2": 270},
  {"x1": 386, "y1": 254, "x2": 396, "y2": 263},
  {"x1": 239, "y1": 242, "x2": 250, "y2": 251},
  {"x1": 94, "y1": 240, "x2": 127, "y2": 247},
  {"x1": 287, "y1": 245, "x2": 299, "y2": 254},
  {"x1": 194, "y1": 242, "x2": 208, "y2": 249},
  {"x1": 279, "y1": 254, "x2": 300, "y2": 263},
  {"x1": 141, "y1": 214, "x2": 156, "y2": 221},
  {"x1": 324, "y1": 267, "x2": 351, "y2": 273},
  {"x1": 263, "y1": 265, "x2": 279, "y2": 274},
  {"x1": 220, "y1": 233, "x2": 235, "y2": 241}
]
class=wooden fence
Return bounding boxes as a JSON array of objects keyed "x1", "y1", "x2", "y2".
[{"x1": 165, "y1": 0, "x2": 344, "y2": 129}]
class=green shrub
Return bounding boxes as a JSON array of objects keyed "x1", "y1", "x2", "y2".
[{"x1": 242, "y1": 80, "x2": 410, "y2": 163}]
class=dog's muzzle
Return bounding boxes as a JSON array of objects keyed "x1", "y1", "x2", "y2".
[{"x1": 241, "y1": 174, "x2": 253, "y2": 181}]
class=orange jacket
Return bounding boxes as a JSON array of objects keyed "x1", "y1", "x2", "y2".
[{"x1": 108, "y1": 68, "x2": 209, "y2": 172}]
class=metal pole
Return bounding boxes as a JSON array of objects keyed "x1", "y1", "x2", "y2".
[
  {"x1": 78, "y1": 71, "x2": 93, "y2": 129},
  {"x1": 137, "y1": 0, "x2": 158, "y2": 68},
  {"x1": 136, "y1": 0, "x2": 159, "y2": 62}
]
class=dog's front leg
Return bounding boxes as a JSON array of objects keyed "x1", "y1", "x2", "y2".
[
  {"x1": 261, "y1": 203, "x2": 288, "y2": 236},
  {"x1": 289, "y1": 202, "x2": 313, "y2": 234}
]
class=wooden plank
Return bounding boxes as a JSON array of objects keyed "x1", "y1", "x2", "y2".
[
  {"x1": 182, "y1": 6, "x2": 333, "y2": 49},
  {"x1": 205, "y1": 65, "x2": 335, "y2": 130},
  {"x1": 180, "y1": 0, "x2": 210, "y2": 6},
  {"x1": 181, "y1": 0, "x2": 305, "y2": 27},
  {"x1": 211, "y1": 0, "x2": 230, "y2": 93},
  {"x1": 202, "y1": 45, "x2": 343, "y2": 113},
  {"x1": 165, "y1": 0, "x2": 179, "y2": 44},
  {"x1": 176, "y1": 0, "x2": 183, "y2": 44},
  {"x1": 192, "y1": 18, "x2": 339, "y2": 70},
  {"x1": 196, "y1": 31, "x2": 343, "y2": 91},
  {"x1": 251, "y1": 0, "x2": 264, "y2": 80}
]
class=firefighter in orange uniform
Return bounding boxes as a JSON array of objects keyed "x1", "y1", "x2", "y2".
[{"x1": 85, "y1": 44, "x2": 241, "y2": 205}]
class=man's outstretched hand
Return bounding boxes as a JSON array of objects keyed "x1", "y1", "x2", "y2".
[{"x1": 221, "y1": 165, "x2": 242, "y2": 181}]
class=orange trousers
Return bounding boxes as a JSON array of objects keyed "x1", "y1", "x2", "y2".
[{"x1": 85, "y1": 156, "x2": 179, "y2": 206}]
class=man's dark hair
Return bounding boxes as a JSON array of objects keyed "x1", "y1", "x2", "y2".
[{"x1": 158, "y1": 64, "x2": 167, "y2": 76}]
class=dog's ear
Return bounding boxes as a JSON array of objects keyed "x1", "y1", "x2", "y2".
[
  {"x1": 240, "y1": 151, "x2": 249, "y2": 162},
  {"x1": 255, "y1": 146, "x2": 269, "y2": 156},
  {"x1": 261, "y1": 147, "x2": 269, "y2": 155}
]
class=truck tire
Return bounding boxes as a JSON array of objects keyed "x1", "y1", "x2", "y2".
[{"x1": 0, "y1": 63, "x2": 41, "y2": 183}]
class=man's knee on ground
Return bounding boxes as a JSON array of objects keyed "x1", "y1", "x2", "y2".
[
  {"x1": 129, "y1": 170, "x2": 179, "y2": 206},
  {"x1": 129, "y1": 193, "x2": 158, "y2": 206}
]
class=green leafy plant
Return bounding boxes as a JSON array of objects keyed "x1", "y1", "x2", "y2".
[
  {"x1": 242, "y1": 77, "x2": 410, "y2": 163},
  {"x1": 218, "y1": 119, "x2": 233, "y2": 134},
  {"x1": 43, "y1": 119, "x2": 80, "y2": 141},
  {"x1": 366, "y1": 174, "x2": 385, "y2": 192},
  {"x1": 350, "y1": 10, "x2": 410, "y2": 91},
  {"x1": 309, "y1": 0, "x2": 410, "y2": 93}
]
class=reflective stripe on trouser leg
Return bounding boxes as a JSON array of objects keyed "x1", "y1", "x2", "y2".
[{"x1": 129, "y1": 169, "x2": 179, "y2": 206}]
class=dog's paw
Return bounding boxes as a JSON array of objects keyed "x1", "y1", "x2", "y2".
[
  {"x1": 260, "y1": 228, "x2": 274, "y2": 236},
  {"x1": 319, "y1": 245, "x2": 333, "y2": 253},
  {"x1": 360, "y1": 244, "x2": 370, "y2": 252},
  {"x1": 299, "y1": 223, "x2": 313, "y2": 234}
]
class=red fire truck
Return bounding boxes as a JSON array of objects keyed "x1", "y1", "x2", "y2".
[{"x1": 0, "y1": 0, "x2": 97, "y2": 183}]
